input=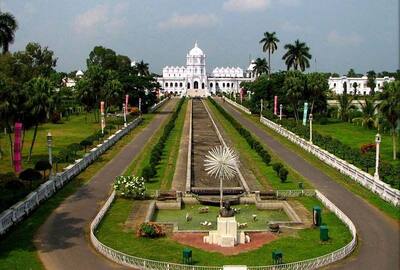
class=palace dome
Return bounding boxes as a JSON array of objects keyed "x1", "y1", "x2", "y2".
[{"x1": 189, "y1": 42, "x2": 204, "y2": 56}]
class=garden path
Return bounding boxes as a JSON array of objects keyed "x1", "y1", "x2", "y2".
[
  {"x1": 216, "y1": 97, "x2": 399, "y2": 270},
  {"x1": 34, "y1": 99, "x2": 178, "y2": 270}
]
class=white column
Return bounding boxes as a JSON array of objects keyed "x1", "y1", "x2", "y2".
[{"x1": 374, "y1": 133, "x2": 381, "y2": 180}]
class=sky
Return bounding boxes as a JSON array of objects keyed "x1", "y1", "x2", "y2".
[{"x1": 0, "y1": 0, "x2": 399, "y2": 75}]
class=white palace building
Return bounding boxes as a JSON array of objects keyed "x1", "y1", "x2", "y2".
[
  {"x1": 328, "y1": 76, "x2": 395, "y2": 95},
  {"x1": 157, "y1": 42, "x2": 255, "y2": 97}
]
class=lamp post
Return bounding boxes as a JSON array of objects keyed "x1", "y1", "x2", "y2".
[
  {"x1": 47, "y1": 131, "x2": 53, "y2": 176},
  {"x1": 279, "y1": 104, "x2": 283, "y2": 121},
  {"x1": 260, "y1": 99, "x2": 263, "y2": 117},
  {"x1": 374, "y1": 133, "x2": 381, "y2": 180},
  {"x1": 309, "y1": 114, "x2": 313, "y2": 143},
  {"x1": 123, "y1": 103, "x2": 127, "y2": 127}
]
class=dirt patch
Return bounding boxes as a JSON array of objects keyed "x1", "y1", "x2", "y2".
[{"x1": 171, "y1": 232, "x2": 277, "y2": 255}]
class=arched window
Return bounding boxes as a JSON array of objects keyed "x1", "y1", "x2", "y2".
[
  {"x1": 180, "y1": 82, "x2": 183, "y2": 87},
  {"x1": 194, "y1": 81, "x2": 199, "y2": 89},
  {"x1": 175, "y1": 82, "x2": 178, "y2": 87},
  {"x1": 210, "y1": 83, "x2": 213, "y2": 88},
  {"x1": 187, "y1": 82, "x2": 190, "y2": 89},
  {"x1": 165, "y1": 82, "x2": 168, "y2": 87},
  {"x1": 222, "y1": 83, "x2": 225, "y2": 88},
  {"x1": 202, "y1": 82, "x2": 205, "y2": 89},
  {"x1": 216, "y1": 82, "x2": 219, "y2": 88},
  {"x1": 231, "y1": 83, "x2": 234, "y2": 87}
]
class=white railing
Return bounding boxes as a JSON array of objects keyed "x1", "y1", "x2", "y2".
[
  {"x1": 224, "y1": 97, "x2": 251, "y2": 115},
  {"x1": 90, "y1": 189, "x2": 356, "y2": 270},
  {"x1": 260, "y1": 115, "x2": 400, "y2": 207},
  {"x1": 0, "y1": 117, "x2": 143, "y2": 236},
  {"x1": 149, "y1": 97, "x2": 170, "y2": 113}
]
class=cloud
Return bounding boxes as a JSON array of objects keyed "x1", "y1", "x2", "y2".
[
  {"x1": 223, "y1": 0, "x2": 270, "y2": 12},
  {"x1": 158, "y1": 14, "x2": 218, "y2": 30},
  {"x1": 327, "y1": 31, "x2": 363, "y2": 46},
  {"x1": 72, "y1": 3, "x2": 128, "y2": 35}
]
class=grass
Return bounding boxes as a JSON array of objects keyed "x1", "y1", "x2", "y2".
[
  {"x1": 207, "y1": 100, "x2": 312, "y2": 190},
  {"x1": 96, "y1": 197, "x2": 352, "y2": 266},
  {"x1": 125, "y1": 99, "x2": 187, "y2": 192},
  {"x1": 235, "y1": 111, "x2": 399, "y2": 221},
  {"x1": 154, "y1": 204, "x2": 289, "y2": 230},
  {"x1": 313, "y1": 120, "x2": 399, "y2": 166},
  {"x1": 0, "y1": 113, "x2": 156, "y2": 270}
]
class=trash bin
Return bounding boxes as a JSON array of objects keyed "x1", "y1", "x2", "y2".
[
  {"x1": 183, "y1": 248, "x2": 192, "y2": 264},
  {"x1": 272, "y1": 250, "x2": 283, "y2": 264},
  {"x1": 320, "y1": 225, "x2": 329, "y2": 241},
  {"x1": 312, "y1": 206, "x2": 322, "y2": 226}
]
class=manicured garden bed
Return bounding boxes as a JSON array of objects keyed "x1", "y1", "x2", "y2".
[
  {"x1": 154, "y1": 204, "x2": 289, "y2": 231},
  {"x1": 95, "y1": 197, "x2": 352, "y2": 266}
]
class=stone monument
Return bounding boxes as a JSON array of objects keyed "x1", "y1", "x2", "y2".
[{"x1": 203, "y1": 202, "x2": 250, "y2": 247}]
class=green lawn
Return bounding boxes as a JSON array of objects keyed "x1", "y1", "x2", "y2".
[
  {"x1": 0, "y1": 112, "x2": 134, "y2": 212},
  {"x1": 0, "y1": 113, "x2": 155, "y2": 270},
  {"x1": 125, "y1": 99, "x2": 187, "y2": 192},
  {"x1": 154, "y1": 204, "x2": 289, "y2": 230},
  {"x1": 96, "y1": 197, "x2": 352, "y2": 266},
  {"x1": 207, "y1": 100, "x2": 312, "y2": 190},
  {"x1": 313, "y1": 120, "x2": 399, "y2": 165},
  {"x1": 240, "y1": 113, "x2": 399, "y2": 221}
]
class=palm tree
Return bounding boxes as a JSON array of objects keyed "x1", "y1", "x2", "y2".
[
  {"x1": 136, "y1": 60, "x2": 150, "y2": 76},
  {"x1": 284, "y1": 71, "x2": 305, "y2": 122},
  {"x1": 379, "y1": 81, "x2": 400, "y2": 160},
  {"x1": 259, "y1": 31, "x2": 279, "y2": 75},
  {"x1": 253, "y1": 58, "x2": 268, "y2": 77},
  {"x1": 0, "y1": 10, "x2": 18, "y2": 54},
  {"x1": 282, "y1": 39, "x2": 312, "y2": 71},
  {"x1": 25, "y1": 77, "x2": 54, "y2": 161},
  {"x1": 352, "y1": 99, "x2": 378, "y2": 128},
  {"x1": 306, "y1": 73, "x2": 329, "y2": 114},
  {"x1": 337, "y1": 94, "x2": 356, "y2": 122}
]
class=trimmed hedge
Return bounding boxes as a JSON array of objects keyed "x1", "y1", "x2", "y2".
[
  {"x1": 141, "y1": 98, "x2": 185, "y2": 181},
  {"x1": 263, "y1": 112, "x2": 400, "y2": 189},
  {"x1": 208, "y1": 97, "x2": 273, "y2": 168}
]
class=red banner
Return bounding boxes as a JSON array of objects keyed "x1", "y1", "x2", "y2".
[
  {"x1": 125, "y1": 95, "x2": 129, "y2": 114},
  {"x1": 13, "y1": 122, "x2": 23, "y2": 173},
  {"x1": 274, "y1": 96, "x2": 278, "y2": 115}
]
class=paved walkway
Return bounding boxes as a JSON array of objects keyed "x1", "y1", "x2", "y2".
[
  {"x1": 217, "y1": 98, "x2": 399, "y2": 270},
  {"x1": 34, "y1": 99, "x2": 177, "y2": 270}
]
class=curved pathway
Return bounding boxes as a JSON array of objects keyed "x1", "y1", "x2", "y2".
[
  {"x1": 34, "y1": 99, "x2": 177, "y2": 270},
  {"x1": 217, "y1": 98, "x2": 399, "y2": 270}
]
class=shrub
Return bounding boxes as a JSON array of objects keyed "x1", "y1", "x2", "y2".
[
  {"x1": 279, "y1": 167, "x2": 289, "y2": 183},
  {"x1": 34, "y1": 160, "x2": 52, "y2": 177},
  {"x1": 19, "y1": 168, "x2": 42, "y2": 189},
  {"x1": 137, "y1": 222, "x2": 165, "y2": 238},
  {"x1": 51, "y1": 112, "x2": 61, "y2": 124},
  {"x1": 272, "y1": 163, "x2": 283, "y2": 174},
  {"x1": 142, "y1": 165, "x2": 156, "y2": 182},
  {"x1": 80, "y1": 139, "x2": 92, "y2": 152},
  {"x1": 113, "y1": 175, "x2": 146, "y2": 199}
]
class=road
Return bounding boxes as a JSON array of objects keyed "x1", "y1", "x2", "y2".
[
  {"x1": 34, "y1": 99, "x2": 177, "y2": 270},
  {"x1": 217, "y1": 98, "x2": 399, "y2": 270}
]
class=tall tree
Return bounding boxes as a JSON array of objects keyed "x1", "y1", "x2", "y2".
[
  {"x1": 87, "y1": 46, "x2": 117, "y2": 70},
  {"x1": 135, "y1": 60, "x2": 150, "y2": 76},
  {"x1": 347, "y1": 68, "x2": 357, "y2": 77},
  {"x1": 337, "y1": 93, "x2": 356, "y2": 122},
  {"x1": 306, "y1": 73, "x2": 329, "y2": 114},
  {"x1": 253, "y1": 57, "x2": 269, "y2": 77},
  {"x1": 0, "y1": 10, "x2": 18, "y2": 54},
  {"x1": 25, "y1": 77, "x2": 54, "y2": 161},
  {"x1": 352, "y1": 99, "x2": 378, "y2": 128},
  {"x1": 259, "y1": 31, "x2": 279, "y2": 75},
  {"x1": 282, "y1": 39, "x2": 312, "y2": 71},
  {"x1": 284, "y1": 71, "x2": 305, "y2": 122},
  {"x1": 366, "y1": 70, "x2": 376, "y2": 95},
  {"x1": 379, "y1": 81, "x2": 400, "y2": 160}
]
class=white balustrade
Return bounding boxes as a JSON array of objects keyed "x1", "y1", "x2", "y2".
[
  {"x1": 90, "y1": 189, "x2": 356, "y2": 270},
  {"x1": 0, "y1": 117, "x2": 142, "y2": 235},
  {"x1": 260, "y1": 115, "x2": 400, "y2": 207}
]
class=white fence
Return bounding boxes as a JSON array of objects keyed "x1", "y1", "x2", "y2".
[
  {"x1": 0, "y1": 117, "x2": 142, "y2": 236},
  {"x1": 260, "y1": 115, "x2": 400, "y2": 207},
  {"x1": 90, "y1": 189, "x2": 356, "y2": 270},
  {"x1": 149, "y1": 97, "x2": 170, "y2": 113},
  {"x1": 224, "y1": 97, "x2": 251, "y2": 115}
]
